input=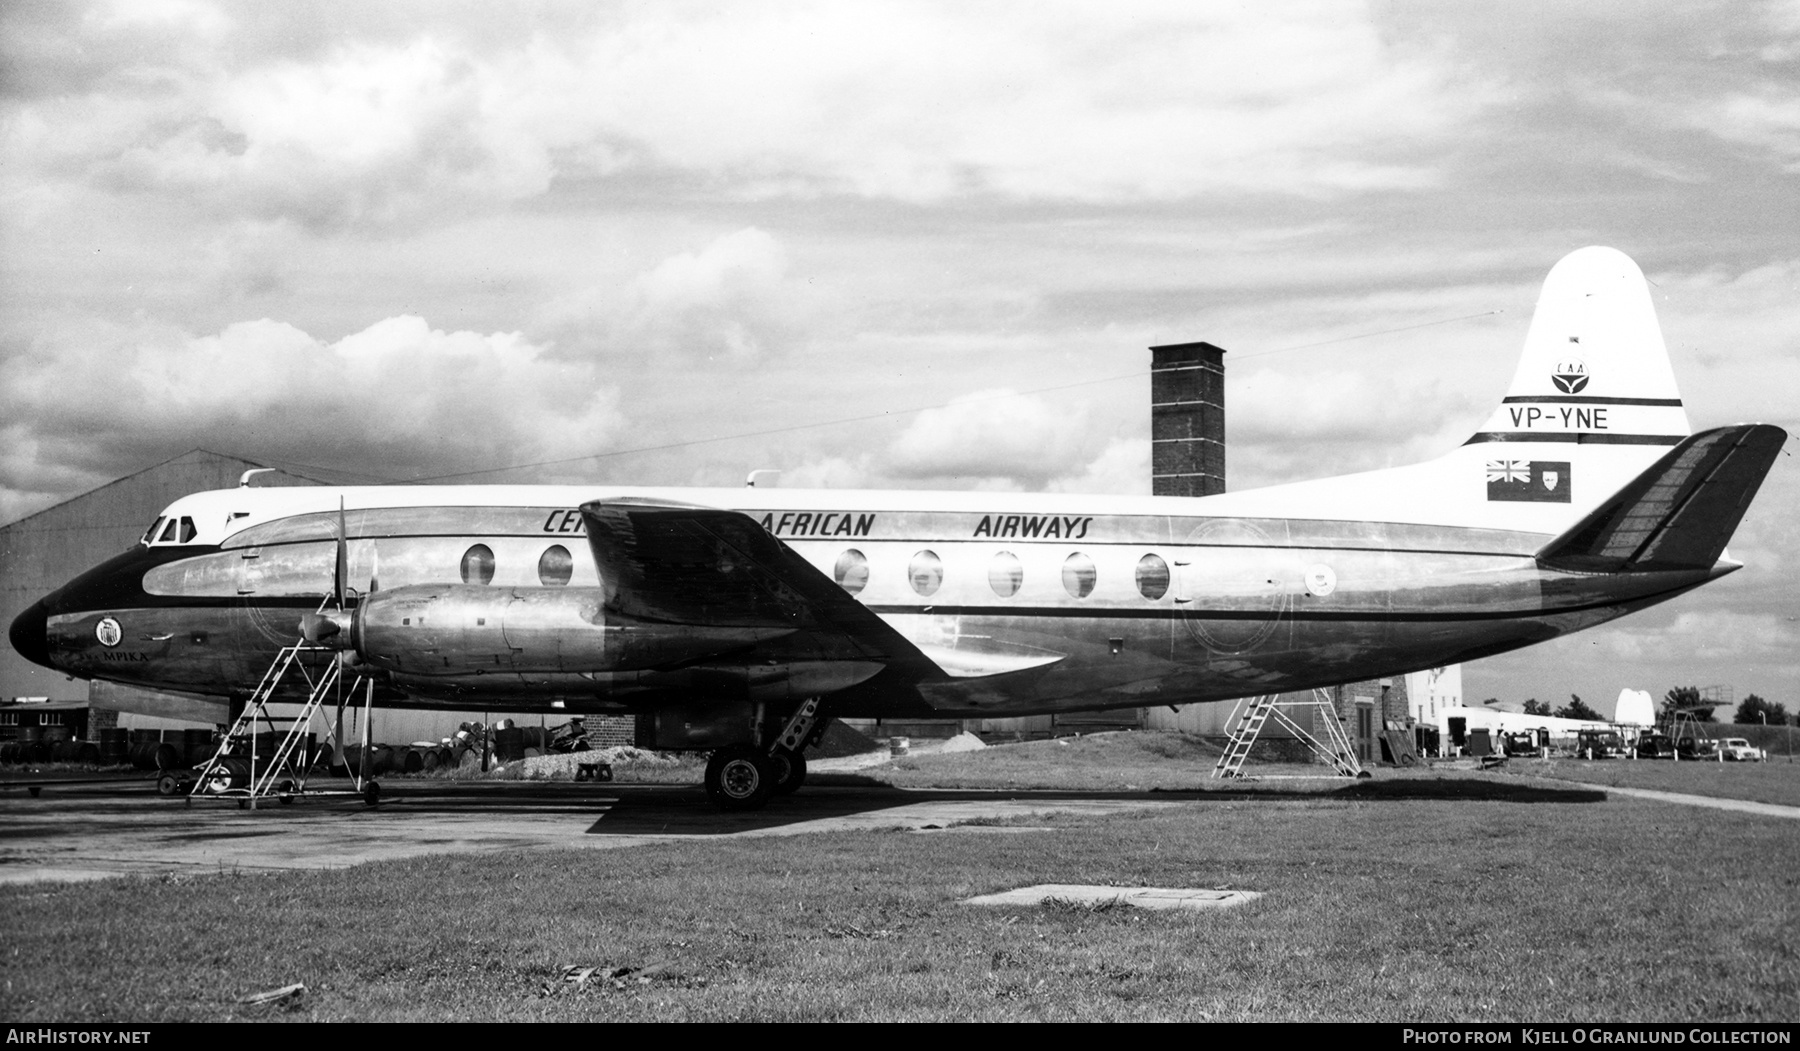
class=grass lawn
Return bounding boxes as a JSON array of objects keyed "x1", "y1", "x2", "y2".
[
  {"x1": 3, "y1": 732, "x2": 1796, "y2": 1022},
  {"x1": 1497, "y1": 755, "x2": 1800, "y2": 809}
]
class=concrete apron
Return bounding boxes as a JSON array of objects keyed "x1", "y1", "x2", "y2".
[{"x1": 0, "y1": 781, "x2": 1182, "y2": 884}]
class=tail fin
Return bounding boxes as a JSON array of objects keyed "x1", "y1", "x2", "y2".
[
  {"x1": 1537, "y1": 424, "x2": 1786, "y2": 572},
  {"x1": 1470, "y1": 245, "x2": 1690, "y2": 445},
  {"x1": 1211, "y1": 247, "x2": 1752, "y2": 537},
  {"x1": 1454, "y1": 246, "x2": 1696, "y2": 531}
]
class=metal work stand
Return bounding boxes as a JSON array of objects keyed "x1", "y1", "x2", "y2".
[
  {"x1": 183, "y1": 636, "x2": 373, "y2": 807},
  {"x1": 1213, "y1": 689, "x2": 1364, "y2": 779}
]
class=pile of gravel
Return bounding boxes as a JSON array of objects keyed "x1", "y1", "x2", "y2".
[{"x1": 517, "y1": 746, "x2": 687, "y2": 780}]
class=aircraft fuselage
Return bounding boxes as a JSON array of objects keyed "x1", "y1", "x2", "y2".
[{"x1": 13, "y1": 487, "x2": 1719, "y2": 719}]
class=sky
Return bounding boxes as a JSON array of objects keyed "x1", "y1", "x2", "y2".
[{"x1": 2, "y1": 0, "x2": 1796, "y2": 716}]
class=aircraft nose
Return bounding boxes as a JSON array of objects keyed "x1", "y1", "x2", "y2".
[{"x1": 9, "y1": 599, "x2": 53, "y2": 670}]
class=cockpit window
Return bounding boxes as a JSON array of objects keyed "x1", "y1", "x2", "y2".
[{"x1": 145, "y1": 515, "x2": 201, "y2": 546}]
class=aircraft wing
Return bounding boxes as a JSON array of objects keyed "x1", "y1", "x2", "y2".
[
  {"x1": 1536, "y1": 423, "x2": 1787, "y2": 573},
  {"x1": 579, "y1": 498, "x2": 945, "y2": 679}
]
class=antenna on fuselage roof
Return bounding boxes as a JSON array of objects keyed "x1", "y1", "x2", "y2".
[
  {"x1": 238, "y1": 468, "x2": 278, "y2": 487},
  {"x1": 745, "y1": 469, "x2": 781, "y2": 488}
]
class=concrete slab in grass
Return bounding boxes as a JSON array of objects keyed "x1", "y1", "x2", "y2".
[{"x1": 962, "y1": 884, "x2": 1261, "y2": 910}]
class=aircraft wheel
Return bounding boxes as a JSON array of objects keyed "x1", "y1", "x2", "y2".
[
  {"x1": 277, "y1": 779, "x2": 296, "y2": 805},
  {"x1": 156, "y1": 773, "x2": 182, "y2": 797},
  {"x1": 705, "y1": 747, "x2": 774, "y2": 811},
  {"x1": 771, "y1": 750, "x2": 807, "y2": 795},
  {"x1": 363, "y1": 780, "x2": 382, "y2": 807}
]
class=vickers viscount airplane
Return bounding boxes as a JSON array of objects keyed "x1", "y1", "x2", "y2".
[{"x1": 9, "y1": 247, "x2": 1785, "y2": 808}]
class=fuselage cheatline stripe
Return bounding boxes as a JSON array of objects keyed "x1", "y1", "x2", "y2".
[
  {"x1": 1462, "y1": 433, "x2": 1684, "y2": 446},
  {"x1": 1498, "y1": 396, "x2": 1684, "y2": 407}
]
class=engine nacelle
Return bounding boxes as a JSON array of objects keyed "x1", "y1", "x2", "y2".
[{"x1": 333, "y1": 585, "x2": 794, "y2": 678}]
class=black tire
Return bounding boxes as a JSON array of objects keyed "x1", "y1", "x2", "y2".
[
  {"x1": 201, "y1": 758, "x2": 249, "y2": 795},
  {"x1": 277, "y1": 779, "x2": 296, "y2": 805},
  {"x1": 363, "y1": 780, "x2": 382, "y2": 807},
  {"x1": 156, "y1": 773, "x2": 181, "y2": 797},
  {"x1": 771, "y1": 750, "x2": 807, "y2": 795},
  {"x1": 705, "y1": 747, "x2": 774, "y2": 811}
]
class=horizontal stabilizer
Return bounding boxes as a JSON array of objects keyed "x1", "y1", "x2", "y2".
[
  {"x1": 580, "y1": 498, "x2": 942, "y2": 677},
  {"x1": 1536, "y1": 424, "x2": 1787, "y2": 573}
]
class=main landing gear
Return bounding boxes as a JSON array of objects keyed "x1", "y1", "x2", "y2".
[
  {"x1": 702, "y1": 699, "x2": 821, "y2": 811},
  {"x1": 703, "y1": 747, "x2": 806, "y2": 810}
]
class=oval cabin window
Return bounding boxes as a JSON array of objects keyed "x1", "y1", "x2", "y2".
[
  {"x1": 460, "y1": 544, "x2": 496, "y2": 585},
  {"x1": 988, "y1": 551, "x2": 1023, "y2": 598},
  {"x1": 1135, "y1": 553, "x2": 1170, "y2": 600},
  {"x1": 538, "y1": 545, "x2": 573, "y2": 587},
  {"x1": 1062, "y1": 552, "x2": 1096, "y2": 598},
  {"x1": 908, "y1": 551, "x2": 943, "y2": 597},
  {"x1": 834, "y1": 550, "x2": 869, "y2": 595}
]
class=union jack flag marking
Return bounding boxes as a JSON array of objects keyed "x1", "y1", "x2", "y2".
[{"x1": 1486, "y1": 460, "x2": 1528, "y2": 484}]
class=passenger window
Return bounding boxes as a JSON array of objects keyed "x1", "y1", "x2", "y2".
[
  {"x1": 460, "y1": 544, "x2": 495, "y2": 585},
  {"x1": 1062, "y1": 552, "x2": 1096, "y2": 598},
  {"x1": 988, "y1": 551, "x2": 1023, "y2": 597},
  {"x1": 834, "y1": 550, "x2": 869, "y2": 595},
  {"x1": 537, "y1": 545, "x2": 573, "y2": 586},
  {"x1": 1136, "y1": 554, "x2": 1170, "y2": 600},
  {"x1": 908, "y1": 551, "x2": 943, "y2": 597}
]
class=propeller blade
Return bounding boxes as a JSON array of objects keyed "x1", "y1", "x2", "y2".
[
  {"x1": 335, "y1": 498, "x2": 349, "y2": 609},
  {"x1": 369, "y1": 543, "x2": 380, "y2": 595}
]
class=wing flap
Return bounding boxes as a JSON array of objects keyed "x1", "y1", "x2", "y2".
[{"x1": 1536, "y1": 424, "x2": 1787, "y2": 573}]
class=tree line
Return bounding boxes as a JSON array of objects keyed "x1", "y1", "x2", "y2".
[{"x1": 1507, "y1": 689, "x2": 1790, "y2": 725}]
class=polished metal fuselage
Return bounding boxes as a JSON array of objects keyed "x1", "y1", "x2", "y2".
[{"x1": 25, "y1": 496, "x2": 1720, "y2": 718}]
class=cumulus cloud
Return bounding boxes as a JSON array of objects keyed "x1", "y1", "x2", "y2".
[
  {"x1": 540, "y1": 228, "x2": 807, "y2": 359},
  {"x1": 1652, "y1": 257, "x2": 1800, "y2": 427},
  {"x1": 1, "y1": 2, "x2": 1494, "y2": 230},
  {"x1": 1227, "y1": 361, "x2": 1483, "y2": 487},
  {"x1": 1046, "y1": 438, "x2": 1151, "y2": 495},
  {"x1": 778, "y1": 456, "x2": 873, "y2": 490},
  {"x1": 887, "y1": 389, "x2": 1097, "y2": 489},
  {"x1": 0, "y1": 314, "x2": 624, "y2": 518},
  {"x1": 1692, "y1": 89, "x2": 1800, "y2": 171},
  {"x1": 1632, "y1": 610, "x2": 1800, "y2": 662}
]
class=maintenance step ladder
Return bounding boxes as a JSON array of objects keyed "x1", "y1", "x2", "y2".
[
  {"x1": 1212, "y1": 689, "x2": 1365, "y2": 779},
  {"x1": 187, "y1": 637, "x2": 366, "y2": 808}
]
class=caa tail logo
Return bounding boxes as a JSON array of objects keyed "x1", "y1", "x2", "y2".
[{"x1": 1552, "y1": 358, "x2": 1589, "y2": 394}]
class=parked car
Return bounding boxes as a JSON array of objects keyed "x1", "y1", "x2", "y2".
[
  {"x1": 1635, "y1": 732, "x2": 1675, "y2": 759},
  {"x1": 1719, "y1": 738, "x2": 1766, "y2": 762},
  {"x1": 1677, "y1": 737, "x2": 1720, "y2": 761},
  {"x1": 1503, "y1": 730, "x2": 1546, "y2": 757},
  {"x1": 1576, "y1": 728, "x2": 1625, "y2": 759}
]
